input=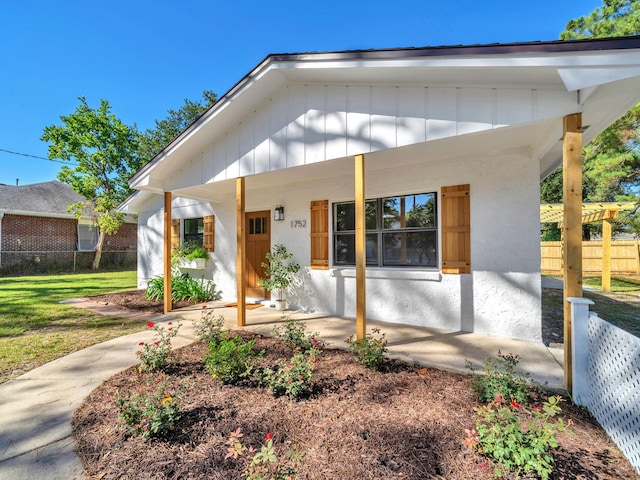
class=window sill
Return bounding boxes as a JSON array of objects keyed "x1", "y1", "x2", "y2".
[{"x1": 330, "y1": 268, "x2": 442, "y2": 282}]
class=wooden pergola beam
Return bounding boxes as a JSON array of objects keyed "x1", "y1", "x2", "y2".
[
  {"x1": 355, "y1": 154, "x2": 366, "y2": 340},
  {"x1": 236, "y1": 177, "x2": 246, "y2": 327},
  {"x1": 562, "y1": 112, "x2": 583, "y2": 392},
  {"x1": 163, "y1": 192, "x2": 173, "y2": 314},
  {"x1": 602, "y1": 211, "x2": 614, "y2": 293}
]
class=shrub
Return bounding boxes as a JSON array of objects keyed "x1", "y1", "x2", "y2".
[
  {"x1": 466, "y1": 350, "x2": 535, "y2": 405},
  {"x1": 345, "y1": 328, "x2": 387, "y2": 371},
  {"x1": 194, "y1": 306, "x2": 226, "y2": 345},
  {"x1": 225, "y1": 429, "x2": 303, "y2": 480},
  {"x1": 145, "y1": 273, "x2": 219, "y2": 303},
  {"x1": 205, "y1": 335, "x2": 263, "y2": 384},
  {"x1": 263, "y1": 352, "x2": 316, "y2": 399},
  {"x1": 115, "y1": 380, "x2": 182, "y2": 439},
  {"x1": 272, "y1": 316, "x2": 320, "y2": 353},
  {"x1": 137, "y1": 321, "x2": 180, "y2": 372},
  {"x1": 464, "y1": 395, "x2": 573, "y2": 479}
]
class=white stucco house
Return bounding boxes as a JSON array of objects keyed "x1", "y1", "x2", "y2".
[{"x1": 121, "y1": 36, "x2": 640, "y2": 342}]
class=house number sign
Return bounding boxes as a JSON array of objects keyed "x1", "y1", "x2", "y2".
[{"x1": 290, "y1": 220, "x2": 307, "y2": 228}]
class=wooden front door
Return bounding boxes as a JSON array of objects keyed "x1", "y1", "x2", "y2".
[{"x1": 246, "y1": 210, "x2": 270, "y2": 298}]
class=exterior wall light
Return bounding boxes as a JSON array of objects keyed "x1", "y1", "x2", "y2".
[{"x1": 274, "y1": 205, "x2": 284, "y2": 221}]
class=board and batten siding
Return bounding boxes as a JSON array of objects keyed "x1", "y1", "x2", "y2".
[{"x1": 170, "y1": 84, "x2": 577, "y2": 191}]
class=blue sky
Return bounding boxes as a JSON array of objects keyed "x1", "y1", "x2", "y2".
[{"x1": 0, "y1": 0, "x2": 602, "y2": 186}]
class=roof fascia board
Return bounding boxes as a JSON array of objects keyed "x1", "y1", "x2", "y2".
[
  {"x1": 129, "y1": 56, "x2": 276, "y2": 188},
  {"x1": 558, "y1": 65, "x2": 640, "y2": 91},
  {"x1": 271, "y1": 50, "x2": 640, "y2": 73},
  {"x1": 1, "y1": 209, "x2": 77, "y2": 220}
]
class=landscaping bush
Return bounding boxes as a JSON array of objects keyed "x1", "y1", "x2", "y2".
[
  {"x1": 194, "y1": 306, "x2": 226, "y2": 345},
  {"x1": 115, "y1": 379, "x2": 183, "y2": 439},
  {"x1": 262, "y1": 352, "x2": 316, "y2": 399},
  {"x1": 464, "y1": 394, "x2": 573, "y2": 480},
  {"x1": 136, "y1": 321, "x2": 180, "y2": 372},
  {"x1": 466, "y1": 350, "x2": 535, "y2": 405},
  {"x1": 345, "y1": 328, "x2": 387, "y2": 371},
  {"x1": 272, "y1": 316, "x2": 320, "y2": 353},
  {"x1": 145, "y1": 273, "x2": 219, "y2": 303},
  {"x1": 205, "y1": 335, "x2": 263, "y2": 384}
]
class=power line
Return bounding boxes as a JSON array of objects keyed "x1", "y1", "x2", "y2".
[{"x1": 0, "y1": 148, "x2": 78, "y2": 165}]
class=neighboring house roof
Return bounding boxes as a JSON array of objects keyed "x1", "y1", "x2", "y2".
[
  {"x1": 122, "y1": 36, "x2": 640, "y2": 213},
  {"x1": 0, "y1": 181, "x2": 137, "y2": 222},
  {"x1": 0, "y1": 181, "x2": 84, "y2": 218}
]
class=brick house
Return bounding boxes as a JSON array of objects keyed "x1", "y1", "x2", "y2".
[{"x1": 0, "y1": 181, "x2": 136, "y2": 273}]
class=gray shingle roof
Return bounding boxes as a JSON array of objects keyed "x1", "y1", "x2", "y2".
[{"x1": 0, "y1": 181, "x2": 84, "y2": 216}]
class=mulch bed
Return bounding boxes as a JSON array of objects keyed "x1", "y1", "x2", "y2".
[
  {"x1": 72, "y1": 331, "x2": 637, "y2": 479},
  {"x1": 89, "y1": 290, "x2": 193, "y2": 314}
]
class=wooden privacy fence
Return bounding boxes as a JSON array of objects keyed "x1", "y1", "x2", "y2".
[{"x1": 541, "y1": 240, "x2": 640, "y2": 274}]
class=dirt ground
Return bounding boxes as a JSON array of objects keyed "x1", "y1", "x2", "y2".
[{"x1": 72, "y1": 301, "x2": 638, "y2": 479}]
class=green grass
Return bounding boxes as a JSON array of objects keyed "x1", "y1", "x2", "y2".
[
  {"x1": 582, "y1": 275, "x2": 640, "y2": 293},
  {"x1": 542, "y1": 275, "x2": 640, "y2": 340},
  {"x1": 0, "y1": 271, "x2": 147, "y2": 383}
]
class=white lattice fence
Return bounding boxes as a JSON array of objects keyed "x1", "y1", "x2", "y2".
[{"x1": 577, "y1": 309, "x2": 640, "y2": 475}]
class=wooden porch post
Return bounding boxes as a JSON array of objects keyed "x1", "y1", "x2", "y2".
[
  {"x1": 236, "y1": 177, "x2": 246, "y2": 327},
  {"x1": 355, "y1": 154, "x2": 366, "y2": 340},
  {"x1": 163, "y1": 192, "x2": 172, "y2": 314},
  {"x1": 562, "y1": 112, "x2": 583, "y2": 391},
  {"x1": 602, "y1": 211, "x2": 615, "y2": 293}
]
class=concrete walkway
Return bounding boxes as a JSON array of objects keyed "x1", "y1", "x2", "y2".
[{"x1": 0, "y1": 299, "x2": 564, "y2": 480}]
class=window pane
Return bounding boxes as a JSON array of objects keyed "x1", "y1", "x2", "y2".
[
  {"x1": 334, "y1": 233, "x2": 354, "y2": 264},
  {"x1": 184, "y1": 218, "x2": 204, "y2": 234},
  {"x1": 382, "y1": 231, "x2": 437, "y2": 267},
  {"x1": 365, "y1": 233, "x2": 378, "y2": 265},
  {"x1": 365, "y1": 201, "x2": 378, "y2": 230},
  {"x1": 184, "y1": 217, "x2": 204, "y2": 247},
  {"x1": 383, "y1": 194, "x2": 436, "y2": 229},
  {"x1": 335, "y1": 201, "x2": 377, "y2": 231},
  {"x1": 334, "y1": 233, "x2": 378, "y2": 265},
  {"x1": 78, "y1": 224, "x2": 99, "y2": 251}
]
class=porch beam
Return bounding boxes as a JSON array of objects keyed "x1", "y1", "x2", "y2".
[
  {"x1": 355, "y1": 154, "x2": 366, "y2": 340},
  {"x1": 236, "y1": 177, "x2": 246, "y2": 327},
  {"x1": 562, "y1": 112, "x2": 583, "y2": 392},
  {"x1": 602, "y1": 211, "x2": 614, "y2": 293},
  {"x1": 163, "y1": 191, "x2": 172, "y2": 314}
]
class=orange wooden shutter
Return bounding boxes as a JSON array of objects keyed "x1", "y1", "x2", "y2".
[
  {"x1": 310, "y1": 200, "x2": 329, "y2": 269},
  {"x1": 441, "y1": 184, "x2": 471, "y2": 274},
  {"x1": 204, "y1": 215, "x2": 215, "y2": 252},
  {"x1": 171, "y1": 219, "x2": 180, "y2": 252}
]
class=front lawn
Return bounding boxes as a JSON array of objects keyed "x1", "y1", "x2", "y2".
[{"x1": 0, "y1": 271, "x2": 146, "y2": 383}]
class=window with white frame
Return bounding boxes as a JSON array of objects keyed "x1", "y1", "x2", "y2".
[
  {"x1": 333, "y1": 192, "x2": 437, "y2": 267},
  {"x1": 77, "y1": 223, "x2": 99, "y2": 251}
]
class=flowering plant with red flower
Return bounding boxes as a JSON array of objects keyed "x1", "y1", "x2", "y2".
[
  {"x1": 467, "y1": 394, "x2": 573, "y2": 479},
  {"x1": 136, "y1": 321, "x2": 181, "y2": 372},
  {"x1": 225, "y1": 428, "x2": 302, "y2": 479}
]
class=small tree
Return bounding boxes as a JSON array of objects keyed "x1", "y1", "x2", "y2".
[
  {"x1": 258, "y1": 244, "x2": 300, "y2": 302},
  {"x1": 42, "y1": 97, "x2": 143, "y2": 269}
]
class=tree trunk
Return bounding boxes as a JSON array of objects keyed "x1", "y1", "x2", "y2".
[{"x1": 92, "y1": 230, "x2": 106, "y2": 270}]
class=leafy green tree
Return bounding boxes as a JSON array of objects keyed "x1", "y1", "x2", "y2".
[
  {"x1": 541, "y1": 0, "x2": 640, "y2": 240},
  {"x1": 137, "y1": 90, "x2": 217, "y2": 162},
  {"x1": 561, "y1": 0, "x2": 640, "y2": 39},
  {"x1": 42, "y1": 97, "x2": 143, "y2": 269}
]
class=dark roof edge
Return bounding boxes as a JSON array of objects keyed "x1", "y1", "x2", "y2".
[
  {"x1": 129, "y1": 35, "x2": 640, "y2": 186},
  {"x1": 269, "y1": 36, "x2": 640, "y2": 62}
]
